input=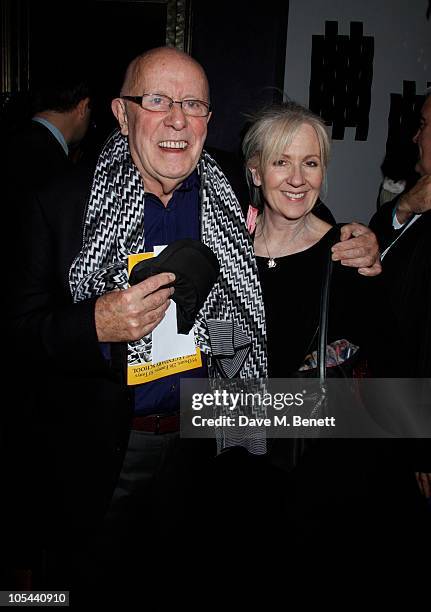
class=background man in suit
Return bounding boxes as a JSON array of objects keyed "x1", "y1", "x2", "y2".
[
  {"x1": 370, "y1": 90, "x2": 431, "y2": 376},
  {"x1": 6, "y1": 75, "x2": 92, "y2": 194},
  {"x1": 369, "y1": 91, "x2": 431, "y2": 547},
  {"x1": 4, "y1": 72, "x2": 94, "y2": 592}
]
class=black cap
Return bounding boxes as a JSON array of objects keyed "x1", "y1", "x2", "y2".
[{"x1": 129, "y1": 239, "x2": 220, "y2": 334}]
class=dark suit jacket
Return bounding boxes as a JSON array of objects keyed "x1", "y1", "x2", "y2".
[
  {"x1": 10, "y1": 163, "x2": 131, "y2": 555},
  {"x1": 370, "y1": 202, "x2": 431, "y2": 378},
  {"x1": 7, "y1": 120, "x2": 71, "y2": 193},
  {"x1": 369, "y1": 203, "x2": 430, "y2": 473}
]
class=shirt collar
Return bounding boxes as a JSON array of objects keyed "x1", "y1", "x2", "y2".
[
  {"x1": 32, "y1": 117, "x2": 69, "y2": 156},
  {"x1": 177, "y1": 169, "x2": 200, "y2": 192}
]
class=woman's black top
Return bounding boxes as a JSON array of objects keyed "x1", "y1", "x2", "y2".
[{"x1": 256, "y1": 227, "x2": 373, "y2": 377}]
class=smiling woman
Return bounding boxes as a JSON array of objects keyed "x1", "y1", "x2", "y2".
[
  {"x1": 241, "y1": 98, "x2": 376, "y2": 431},
  {"x1": 240, "y1": 100, "x2": 385, "y2": 553},
  {"x1": 244, "y1": 101, "x2": 332, "y2": 261},
  {"x1": 252, "y1": 123, "x2": 324, "y2": 228},
  {"x1": 242, "y1": 100, "x2": 376, "y2": 379}
]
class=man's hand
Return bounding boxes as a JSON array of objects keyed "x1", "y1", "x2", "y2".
[
  {"x1": 95, "y1": 272, "x2": 175, "y2": 342},
  {"x1": 396, "y1": 175, "x2": 431, "y2": 224},
  {"x1": 331, "y1": 222, "x2": 382, "y2": 276}
]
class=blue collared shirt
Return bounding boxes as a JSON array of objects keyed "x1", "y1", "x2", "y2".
[
  {"x1": 32, "y1": 117, "x2": 69, "y2": 156},
  {"x1": 134, "y1": 170, "x2": 207, "y2": 415}
]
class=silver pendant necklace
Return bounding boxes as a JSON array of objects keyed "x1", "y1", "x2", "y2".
[
  {"x1": 261, "y1": 218, "x2": 307, "y2": 269},
  {"x1": 262, "y1": 230, "x2": 277, "y2": 269}
]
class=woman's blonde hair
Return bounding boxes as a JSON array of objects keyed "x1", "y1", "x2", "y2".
[{"x1": 242, "y1": 100, "x2": 330, "y2": 211}]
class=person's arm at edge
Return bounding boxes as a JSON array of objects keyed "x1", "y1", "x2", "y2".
[{"x1": 11, "y1": 194, "x2": 110, "y2": 375}]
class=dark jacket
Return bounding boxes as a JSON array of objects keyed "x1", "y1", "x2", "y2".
[
  {"x1": 10, "y1": 163, "x2": 132, "y2": 554},
  {"x1": 369, "y1": 202, "x2": 431, "y2": 473},
  {"x1": 7, "y1": 120, "x2": 71, "y2": 193},
  {"x1": 370, "y1": 202, "x2": 431, "y2": 378}
]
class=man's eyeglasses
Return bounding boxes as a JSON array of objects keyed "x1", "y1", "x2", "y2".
[{"x1": 121, "y1": 93, "x2": 211, "y2": 117}]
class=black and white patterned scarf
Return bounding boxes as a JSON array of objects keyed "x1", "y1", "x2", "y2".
[{"x1": 69, "y1": 130, "x2": 267, "y2": 451}]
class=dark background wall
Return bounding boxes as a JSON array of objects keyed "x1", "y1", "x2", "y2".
[
  {"x1": 191, "y1": 0, "x2": 289, "y2": 154},
  {"x1": 29, "y1": 1, "x2": 167, "y2": 100},
  {"x1": 1, "y1": 0, "x2": 170, "y2": 149},
  {"x1": 1, "y1": 0, "x2": 289, "y2": 157}
]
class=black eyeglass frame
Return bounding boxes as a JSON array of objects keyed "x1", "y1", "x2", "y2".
[{"x1": 121, "y1": 93, "x2": 212, "y2": 116}]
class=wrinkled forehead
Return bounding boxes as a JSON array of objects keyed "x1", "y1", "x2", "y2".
[{"x1": 131, "y1": 54, "x2": 209, "y2": 99}]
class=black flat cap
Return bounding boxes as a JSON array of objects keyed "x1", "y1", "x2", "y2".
[{"x1": 129, "y1": 239, "x2": 220, "y2": 334}]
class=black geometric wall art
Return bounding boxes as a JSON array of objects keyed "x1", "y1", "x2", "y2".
[
  {"x1": 382, "y1": 81, "x2": 426, "y2": 184},
  {"x1": 309, "y1": 21, "x2": 374, "y2": 140}
]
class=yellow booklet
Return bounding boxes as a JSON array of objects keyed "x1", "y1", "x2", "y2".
[{"x1": 127, "y1": 251, "x2": 202, "y2": 385}]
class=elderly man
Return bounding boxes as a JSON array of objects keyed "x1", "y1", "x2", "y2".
[{"x1": 11, "y1": 47, "x2": 380, "y2": 594}]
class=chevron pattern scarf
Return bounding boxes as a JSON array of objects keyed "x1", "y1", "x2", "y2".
[{"x1": 69, "y1": 130, "x2": 267, "y2": 450}]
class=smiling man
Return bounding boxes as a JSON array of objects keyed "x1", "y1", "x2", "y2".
[
  {"x1": 113, "y1": 50, "x2": 211, "y2": 202},
  {"x1": 12, "y1": 46, "x2": 381, "y2": 596}
]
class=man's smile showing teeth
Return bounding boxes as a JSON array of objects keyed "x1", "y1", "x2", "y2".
[
  {"x1": 282, "y1": 191, "x2": 306, "y2": 200},
  {"x1": 158, "y1": 140, "x2": 188, "y2": 149}
]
